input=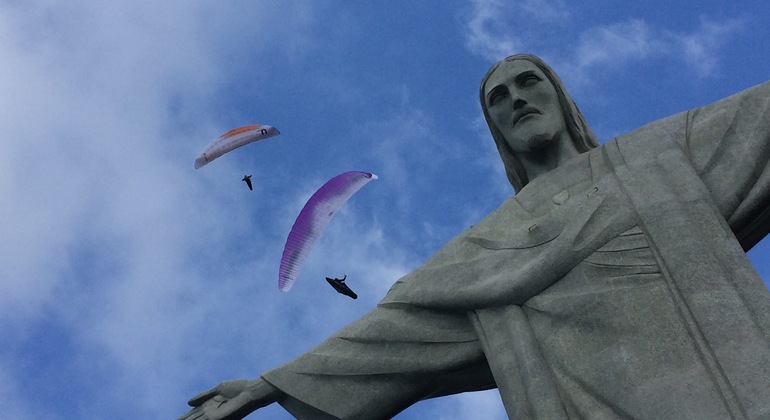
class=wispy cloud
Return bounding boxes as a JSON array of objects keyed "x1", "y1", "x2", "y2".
[
  {"x1": 517, "y1": 0, "x2": 570, "y2": 22},
  {"x1": 464, "y1": 0, "x2": 526, "y2": 61},
  {"x1": 462, "y1": 2, "x2": 746, "y2": 84},
  {"x1": 573, "y1": 19, "x2": 660, "y2": 72},
  {"x1": 675, "y1": 16, "x2": 746, "y2": 77},
  {"x1": 0, "y1": 1, "x2": 330, "y2": 417},
  {"x1": 569, "y1": 17, "x2": 746, "y2": 83},
  {"x1": 463, "y1": 0, "x2": 571, "y2": 61},
  {"x1": 0, "y1": 365, "x2": 31, "y2": 419}
]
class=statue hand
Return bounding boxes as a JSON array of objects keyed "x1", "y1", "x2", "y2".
[{"x1": 178, "y1": 378, "x2": 281, "y2": 420}]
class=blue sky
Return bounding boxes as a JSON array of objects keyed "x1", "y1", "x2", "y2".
[{"x1": 1, "y1": 1, "x2": 769, "y2": 419}]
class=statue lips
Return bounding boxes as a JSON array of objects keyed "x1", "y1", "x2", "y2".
[{"x1": 513, "y1": 107, "x2": 541, "y2": 126}]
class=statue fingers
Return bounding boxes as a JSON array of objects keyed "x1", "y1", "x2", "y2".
[
  {"x1": 187, "y1": 387, "x2": 220, "y2": 407},
  {"x1": 177, "y1": 406, "x2": 207, "y2": 420},
  {"x1": 215, "y1": 379, "x2": 249, "y2": 398}
]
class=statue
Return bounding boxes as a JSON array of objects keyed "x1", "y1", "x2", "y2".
[{"x1": 179, "y1": 54, "x2": 770, "y2": 419}]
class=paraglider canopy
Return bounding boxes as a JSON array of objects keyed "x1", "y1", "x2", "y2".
[
  {"x1": 279, "y1": 171, "x2": 378, "y2": 292},
  {"x1": 195, "y1": 124, "x2": 280, "y2": 169}
]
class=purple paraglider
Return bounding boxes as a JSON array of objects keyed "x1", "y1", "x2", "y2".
[{"x1": 279, "y1": 171, "x2": 378, "y2": 292}]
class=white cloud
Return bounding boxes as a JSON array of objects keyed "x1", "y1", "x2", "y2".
[
  {"x1": 462, "y1": 1, "x2": 746, "y2": 85},
  {"x1": 675, "y1": 16, "x2": 746, "y2": 77},
  {"x1": 464, "y1": 0, "x2": 525, "y2": 62},
  {"x1": 569, "y1": 17, "x2": 746, "y2": 83},
  {"x1": 463, "y1": 0, "x2": 571, "y2": 62},
  {"x1": 0, "y1": 0, "x2": 326, "y2": 318},
  {"x1": 518, "y1": 0, "x2": 570, "y2": 22},
  {"x1": 0, "y1": 365, "x2": 32, "y2": 419},
  {"x1": 0, "y1": 1, "x2": 336, "y2": 417},
  {"x1": 573, "y1": 19, "x2": 660, "y2": 72}
]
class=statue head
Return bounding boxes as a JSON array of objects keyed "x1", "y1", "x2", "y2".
[{"x1": 480, "y1": 54, "x2": 599, "y2": 192}]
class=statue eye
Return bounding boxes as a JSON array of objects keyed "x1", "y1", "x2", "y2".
[
  {"x1": 521, "y1": 75, "x2": 541, "y2": 87},
  {"x1": 489, "y1": 90, "x2": 507, "y2": 106}
]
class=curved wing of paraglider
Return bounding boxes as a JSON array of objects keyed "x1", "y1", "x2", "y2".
[
  {"x1": 194, "y1": 124, "x2": 280, "y2": 169},
  {"x1": 279, "y1": 171, "x2": 378, "y2": 292}
]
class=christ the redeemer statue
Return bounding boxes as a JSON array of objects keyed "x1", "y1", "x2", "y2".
[{"x1": 180, "y1": 54, "x2": 770, "y2": 420}]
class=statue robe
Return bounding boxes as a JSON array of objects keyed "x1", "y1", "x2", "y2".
[{"x1": 263, "y1": 80, "x2": 770, "y2": 420}]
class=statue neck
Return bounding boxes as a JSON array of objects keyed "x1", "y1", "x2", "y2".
[{"x1": 517, "y1": 133, "x2": 581, "y2": 185}]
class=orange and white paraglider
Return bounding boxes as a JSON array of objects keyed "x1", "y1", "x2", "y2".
[{"x1": 194, "y1": 124, "x2": 280, "y2": 169}]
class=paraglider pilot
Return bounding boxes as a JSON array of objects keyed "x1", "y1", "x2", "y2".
[
  {"x1": 325, "y1": 275, "x2": 357, "y2": 299},
  {"x1": 242, "y1": 175, "x2": 253, "y2": 191}
]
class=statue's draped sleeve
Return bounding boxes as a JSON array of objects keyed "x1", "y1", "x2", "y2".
[
  {"x1": 683, "y1": 79, "x2": 770, "y2": 250},
  {"x1": 261, "y1": 303, "x2": 496, "y2": 419}
]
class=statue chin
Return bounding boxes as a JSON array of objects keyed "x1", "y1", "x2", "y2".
[
  {"x1": 507, "y1": 132, "x2": 553, "y2": 153},
  {"x1": 506, "y1": 126, "x2": 559, "y2": 153},
  {"x1": 525, "y1": 134, "x2": 553, "y2": 151}
]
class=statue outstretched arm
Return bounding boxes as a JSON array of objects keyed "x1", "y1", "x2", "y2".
[
  {"x1": 685, "y1": 79, "x2": 770, "y2": 250},
  {"x1": 178, "y1": 378, "x2": 282, "y2": 420}
]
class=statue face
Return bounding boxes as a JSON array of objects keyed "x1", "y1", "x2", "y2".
[{"x1": 484, "y1": 60, "x2": 567, "y2": 153}]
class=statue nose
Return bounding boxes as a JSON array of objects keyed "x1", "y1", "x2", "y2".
[{"x1": 513, "y1": 98, "x2": 526, "y2": 110}]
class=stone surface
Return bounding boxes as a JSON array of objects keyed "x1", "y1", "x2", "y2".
[{"x1": 181, "y1": 54, "x2": 770, "y2": 420}]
